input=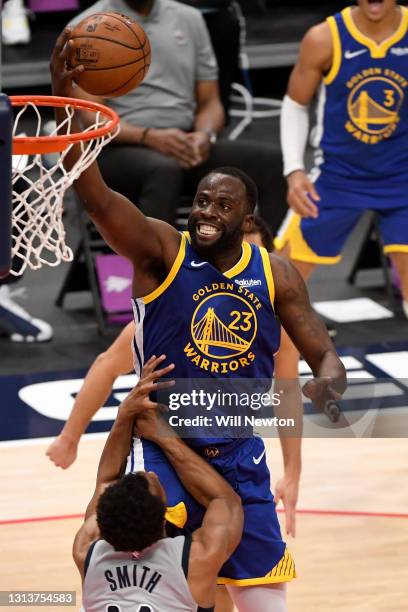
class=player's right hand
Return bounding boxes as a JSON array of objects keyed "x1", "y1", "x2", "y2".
[
  {"x1": 46, "y1": 434, "x2": 78, "y2": 469},
  {"x1": 119, "y1": 355, "x2": 175, "y2": 419},
  {"x1": 286, "y1": 170, "x2": 320, "y2": 218},
  {"x1": 49, "y1": 28, "x2": 84, "y2": 97},
  {"x1": 145, "y1": 128, "x2": 197, "y2": 167},
  {"x1": 302, "y1": 376, "x2": 342, "y2": 422}
]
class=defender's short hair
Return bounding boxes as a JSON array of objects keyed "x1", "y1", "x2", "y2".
[{"x1": 96, "y1": 473, "x2": 166, "y2": 552}]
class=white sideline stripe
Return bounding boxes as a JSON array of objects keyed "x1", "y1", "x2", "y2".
[{"x1": 0, "y1": 431, "x2": 109, "y2": 449}]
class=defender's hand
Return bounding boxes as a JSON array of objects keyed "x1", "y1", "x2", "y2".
[
  {"x1": 286, "y1": 170, "x2": 320, "y2": 218},
  {"x1": 134, "y1": 407, "x2": 170, "y2": 442},
  {"x1": 50, "y1": 28, "x2": 84, "y2": 97},
  {"x1": 302, "y1": 377, "x2": 342, "y2": 422},
  {"x1": 119, "y1": 354, "x2": 175, "y2": 419}
]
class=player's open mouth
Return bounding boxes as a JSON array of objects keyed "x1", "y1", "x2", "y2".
[
  {"x1": 196, "y1": 224, "x2": 221, "y2": 239},
  {"x1": 367, "y1": 0, "x2": 383, "y2": 3}
]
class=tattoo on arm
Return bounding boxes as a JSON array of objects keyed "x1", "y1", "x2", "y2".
[{"x1": 272, "y1": 255, "x2": 332, "y2": 359}]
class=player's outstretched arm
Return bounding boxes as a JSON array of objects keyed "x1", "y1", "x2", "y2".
[
  {"x1": 46, "y1": 322, "x2": 136, "y2": 469},
  {"x1": 271, "y1": 253, "x2": 347, "y2": 412},
  {"x1": 72, "y1": 355, "x2": 175, "y2": 578},
  {"x1": 49, "y1": 29, "x2": 179, "y2": 265}
]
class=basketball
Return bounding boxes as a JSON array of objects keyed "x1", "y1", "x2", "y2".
[{"x1": 67, "y1": 12, "x2": 151, "y2": 98}]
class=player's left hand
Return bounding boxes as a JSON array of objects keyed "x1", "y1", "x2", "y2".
[
  {"x1": 274, "y1": 474, "x2": 299, "y2": 537},
  {"x1": 186, "y1": 131, "x2": 212, "y2": 166},
  {"x1": 50, "y1": 28, "x2": 84, "y2": 97},
  {"x1": 302, "y1": 376, "x2": 343, "y2": 422},
  {"x1": 119, "y1": 355, "x2": 175, "y2": 418}
]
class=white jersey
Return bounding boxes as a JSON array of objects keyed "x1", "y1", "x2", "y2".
[{"x1": 83, "y1": 535, "x2": 213, "y2": 612}]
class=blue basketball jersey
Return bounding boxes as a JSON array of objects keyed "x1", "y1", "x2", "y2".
[
  {"x1": 132, "y1": 233, "x2": 280, "y2": 446},
  {"x1": 312, "y1": 5, "x2": 408, "y2": 190}
]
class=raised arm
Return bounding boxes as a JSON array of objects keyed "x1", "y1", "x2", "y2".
[
  {"x1": 49, "y1": 29, "x2": 179, "y2": 269},
  {"x1": 271, "y1": 253, "x2": 346, "y2": 411},
  {"x1": 72, "y1": 355, "x2": 175, "y2": 578}
]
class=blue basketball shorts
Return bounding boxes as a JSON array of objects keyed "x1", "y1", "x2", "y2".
[
  {"x1": 275, "y1": 176, "x2": 408, "y2": 264},
  {"x1": 126, "y1": 435, "x2": 295, "y2": 585}
]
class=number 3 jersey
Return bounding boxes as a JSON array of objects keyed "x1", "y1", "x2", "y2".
[
  {"x1": 82, "y1": 535, "x2": 212, "y2": 611},
  {"x1": 312, "y1": 5, "x2": 408, "y2": 197},
  {"x1": 131, "y1": 233, "x2": 280, "y2": 447}
]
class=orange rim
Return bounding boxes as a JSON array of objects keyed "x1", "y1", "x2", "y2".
[{"x1": 11, "y1": 95, "x2": 120, "y2": 155}]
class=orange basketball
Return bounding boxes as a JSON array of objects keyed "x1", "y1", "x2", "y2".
[{"x1": 67, "y1": 12, "x2": 151, "y2": 98}]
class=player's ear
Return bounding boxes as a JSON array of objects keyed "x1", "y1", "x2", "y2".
[{"x1": 243, "y1": 213, "x2": 255, "y2": 234}]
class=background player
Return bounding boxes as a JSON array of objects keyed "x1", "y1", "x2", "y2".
[
  {"x1": 74, "y1": 354, "x2": 244, "y2": 611},
  {"x1": 277, "y1": 0, "x2": 408, "y2": 322},
  {"x1": 51, "y1": 28, "x2": 345, "y2": 611}
]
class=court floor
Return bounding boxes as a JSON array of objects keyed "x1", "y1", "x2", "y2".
[{"x1": 1, "y1": 436, "x2": 407, "y2": 612}]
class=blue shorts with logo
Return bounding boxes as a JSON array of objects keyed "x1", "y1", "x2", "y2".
[
  {"x1": 275, "y1": 176, "x2": 408, "y2": 263},
  {"x1": 126, "y1": 435, "x2": 295, "y2": 585}
]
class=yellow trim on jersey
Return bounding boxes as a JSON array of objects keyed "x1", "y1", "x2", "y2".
[
  {"x1": 384, "y1": 244, "x2": 408, "y2": 254},
  {"x1": 342, "y1": 6, "x2": 408, "y2": 59},
  {"x1": 274, "y1": 212, "x2": 342, "y2": 264},
  {"x1": 142, "y1": 233, "x2": 186, "y2": 305},
  {"x1": 224, "y1": 240, "x2": 252, "y2": 278},
  {"x1": 183, "y1": 230, "x2": 191, "y2": 244},
  {"x1": 324, "y1": 16, "x2": 342, "y2": 85},
  {"x1": 165, "y1": 502, "x2": 187, "y2": 529},
  {"x1": 259, "y1": 246, "x2": 275, "y2": 309},
  {"x1": 218, "y1": 548, "x2": 296, "y2": 585}
]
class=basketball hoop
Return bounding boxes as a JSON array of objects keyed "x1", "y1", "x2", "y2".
[{"x1": 9, "y1": 95, "x2": 120, "y2": 276}]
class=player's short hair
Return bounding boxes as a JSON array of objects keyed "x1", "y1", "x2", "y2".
[
  {"x1": 209, "y1": 166, "x2": 258, "y2": 213},
  {"x1": 250, "y1": 215, "x2": 274, "y2": 251},
  {"x1": 97, "y1": 473, "x2": 166, "y2": 552}
]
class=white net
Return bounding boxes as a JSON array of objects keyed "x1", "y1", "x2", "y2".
[{"x1": 11, "y1": 99, "x2": 119, "y2": 276}]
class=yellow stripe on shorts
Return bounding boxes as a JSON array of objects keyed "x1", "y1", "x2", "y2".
[
  {"x1": 217, "y1": 547, "x2": 296, "y2": 586},
  {"x1": 265, "y1": 547, "x2": 296, "y2": 581}
]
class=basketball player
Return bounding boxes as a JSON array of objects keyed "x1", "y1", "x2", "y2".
[
  {"x1": 276, "y1": 0, "x2": 408, "y2": 318},
  {"x1": 51, "y1": 29, "x2": 346, "y2": 611},
  {"x1": 47, "y1": 218, "x2": 293, "y2": 612},
  {"x1": 75, "y1": 354, "x2": 244, "y2": 611}
]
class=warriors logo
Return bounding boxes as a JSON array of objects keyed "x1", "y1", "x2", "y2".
[
  {"x1": 191, "y1": 292, "x2": 257, "y2": 359},
  {"x1": 184, "y1": 286, "x2": 260, "y2": 373},
  {"x1": 345, "y1": 70, "x2": 406, "y2": 144}
]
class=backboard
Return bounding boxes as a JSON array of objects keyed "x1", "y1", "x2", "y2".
[{"x1": 0, "y1": 13, "x2": 12, "y2": 279}]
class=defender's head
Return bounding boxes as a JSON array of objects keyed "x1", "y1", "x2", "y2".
[
  {"x1": 188, "y1": 167, "x2": 257, "y2": 257},
  {"x1": 244, "y1": 215, "x2": 274, "y2": 251},
  {"x1": 357, "y1": 0, "x2": 397, "y2": 22},
  {"x1": 97, "y1": 472, "x2": 166, "y2": 552}
]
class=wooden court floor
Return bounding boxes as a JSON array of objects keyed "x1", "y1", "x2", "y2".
[{"x1": 0, "y1": 437, "x2": 407, "y2": 612}]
